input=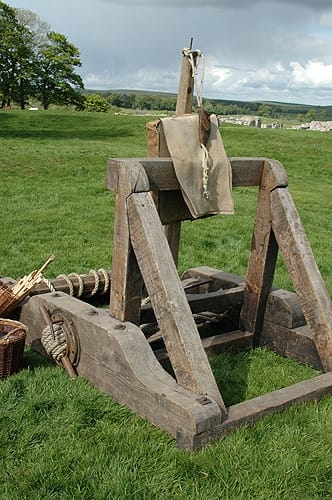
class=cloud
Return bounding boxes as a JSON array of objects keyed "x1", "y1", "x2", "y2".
[
  {"x1": 290, "y1": 60, "x2": 332, "y2": 88},
  {"x1": 7, "y1": 0, "x2": 332, "y2": 105}
]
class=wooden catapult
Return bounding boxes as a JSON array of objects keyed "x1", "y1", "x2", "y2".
[{"x1": 10, "y1": 49, "x2": 332, "y2": 450}]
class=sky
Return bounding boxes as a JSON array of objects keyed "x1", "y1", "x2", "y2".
[{"x1": 7, "y1": 0, "x2": 332, "y2": 106}]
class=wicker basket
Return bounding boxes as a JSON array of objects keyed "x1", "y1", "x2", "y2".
[{"x1": 0, "y1": 318, "x2": 27, "y2": 380}]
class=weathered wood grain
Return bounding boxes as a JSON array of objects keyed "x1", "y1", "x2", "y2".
[
  {"x1": 140, "y1": 286, "x2": 244, "y2": 324},
  {"x1": 154, "y1": 330, "x2": 253, "y2": 361},
  {"x1": 108, "y1": 161, "x2": 148, "y2": 323},
  {"x1": 181, "y1": 267, "x2": 306, "y2": 328},
  {"x1": 271, "y1": 187, "x2": 332, "y2": 372},
  {"x1": 106, "y1": 157, "x2": 269, "y2": 194},
  {"x1": 175, "y1": 50, "x2": 197, "y2": 116},
  {"x1": 20, "y1": 293, "x2": 223, "y2": 442},
  {"x1": 31, "y1": 270, "x2": 112, "y2": 298},
  {"x1": 127, "y1": 191, "x2": 227, "y2": 414},
  {"x1": 240, "y1": 161, "x2": 285, "y2": 342},
  {"x1": 179, "y1": 371, "x2": 332, "y2": 449},
  {"x1": 181, "y1": 267, "x2": 246, "y2": 291},
  {"x1": 261, "y1": 322, "x2": 323, "y2": 371}
]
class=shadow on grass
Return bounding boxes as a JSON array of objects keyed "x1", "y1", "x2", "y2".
[
  {"x1": 160, "y1": 349, "x2": 250, "y2": 408},
  {"x1": 0, "y1": 112, "x2": 141, "y2": 141},
  {"x1": 0, "y1": 125, "x2": 136, "y2": 141},
  {"x1": 22, "y1": 346, "x2": 53, "y2": 371},
  {"x1": 210, "y1": 350, "x2": 250, "y2": 407}
]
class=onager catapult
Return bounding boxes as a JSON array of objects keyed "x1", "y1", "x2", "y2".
[{"x1": 15, "y1": 48, "x2": 332, "y2": 450}]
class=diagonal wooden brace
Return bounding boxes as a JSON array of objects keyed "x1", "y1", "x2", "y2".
[
  {"x1": 271, "y1": 187, "x2": 332, "y2": 372},
  {"x1": 127, "y1": 190, "x2": 227, "y2": 415}
]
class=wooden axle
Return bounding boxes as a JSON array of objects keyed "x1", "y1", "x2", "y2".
[{"x1": 31, "y1": 269, "x2": 111, "y2": 298}]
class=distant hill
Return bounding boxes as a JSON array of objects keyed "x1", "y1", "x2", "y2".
[{"x1": 82, "y1": 89, "x2": 332, "y2": 119}]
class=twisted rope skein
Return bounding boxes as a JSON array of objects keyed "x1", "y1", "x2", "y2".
[{"x1": 41, "y1": 323, "x2": 67, "y2": 362}]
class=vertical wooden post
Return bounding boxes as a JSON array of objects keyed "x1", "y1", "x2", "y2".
[
  {"x1": 241, "y1": 160, "x2": 287, "y2": 345},
  {"x1": 175, "y1": 49, "x2": 197, "y2": 116},
  {"x1": 109, "y1": 160, "x2": 149, "y2": 324},
  {"x1": 146, "y1": 48, "x2": 199, "y2": 265}
]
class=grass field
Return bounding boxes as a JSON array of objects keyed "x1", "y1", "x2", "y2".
[{"x1": 0, "y1": 110, "x2": 331, "y2": 499}]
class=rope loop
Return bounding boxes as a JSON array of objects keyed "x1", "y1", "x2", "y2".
[
  {"x1": 98, "y1": 268, "x2": 110, "y2": 295},
  {"x1": 57, "y1": 274, "x2": 74, "y2": 296},
  {"x1": 88, "y1": 269, "x2": 99, "y2": 297},
  {"x1": 68, "y1": 272, "x2": 84, "y2": 297},
  {"x1": 182, "y1": 47, "x2": 205, "y2": 108}
]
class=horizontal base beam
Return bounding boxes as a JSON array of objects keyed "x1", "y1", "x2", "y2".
[
  {"x1": 180, "y1": 371, "x2": 332, "y2": 450},
  {"x1": 18, "y1": 278, "x2": 331, "y2": 450}
]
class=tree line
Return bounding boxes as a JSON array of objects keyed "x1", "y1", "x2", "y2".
[
  {"x1": 0, "y1": 1, "x2": 84, "y2": 109},
  {"x1": 1, "y1": 1, "x2": 330, "y2": 121},
  {"x1": 85, "y1": 91, "x2": 330, "y2": 121}
]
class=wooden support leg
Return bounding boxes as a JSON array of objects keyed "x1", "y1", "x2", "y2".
[
  {"x1": 240, "y1": 161, "x2": 281, "y2": 344},
  {"x1": 271, "y1": 187, "x2": 332, "y2": 372},
  {"x1": 108, "y1": 160, "x2": 150, "y2": 324},
  {"x1": 109, "y1": 190, "x2": 142, "y2": 324},
  {"x1": 127, "y1": 191, "x2": 227, "y2": 415}
]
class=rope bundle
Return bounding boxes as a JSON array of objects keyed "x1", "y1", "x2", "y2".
[
  {"x1": 41, "y1": 323, "x2": 67, "y2": 363},
  {"x1": 43, "y1": 268, "x2": 110, "y2": 298}
]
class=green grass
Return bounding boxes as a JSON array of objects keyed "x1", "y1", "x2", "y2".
[{"x1": 0, "y1": 110, "x2": 332, "y2": 499}]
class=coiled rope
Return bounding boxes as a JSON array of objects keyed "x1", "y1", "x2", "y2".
[
  {"x1": 40, "y1": 269, "x2": 110, "y2": 361},
  {"x1": 43, "y1": 269, "x2": 110, "y2": 298},
  {"x1": 41, "y1": 323, "x2": 67, "y2": 363}
]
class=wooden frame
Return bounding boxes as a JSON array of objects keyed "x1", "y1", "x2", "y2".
[
  {"x1": 20, "y1": 153, "x2": 332, "y2": 450},
  {"x1": 17, "y1": 48, "x2": 332, "y2": 450}
]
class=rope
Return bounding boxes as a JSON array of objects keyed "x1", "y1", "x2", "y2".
[
  {"x1": 183, "y1": 47, "x2": 210, "y2": 200},
  {"x1": 182, "y1": 47, "x2": 205, "y2": 108},
  {"x1": 68, "y1": 272, "x2": 84, "y2": 297},
  {"x1": 42, "y1": 278, "x2": 55, "y2": 293},
  {"x1": 41, "y1": 323, "x2": 67, "y2": 363},
  {"x1": 201, "y1": 144, "x2": 210, "y2": 199},
  {"x1": 57, "y1": 274, "x2": 74, "y2": 296},
  {"x1": 98, "y1": 268, "x2": 110, "y2": 295},
  {"x1": 88, "y1": 269, "x2": 99, "y2": 297},
  {"x1": 54, "y1": 269, "x2": 110, "y2": 297}
]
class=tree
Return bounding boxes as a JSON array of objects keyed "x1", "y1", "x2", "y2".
[
  {"x1": 0, "y1": 2, "x2": 84, "y2": 109},
  {"x1": 85, "y1": 93, "x2": 109, "y2": 112},
  {"x1": 15, "y1": 8, "x2": 50, "y2": 50},
  {"x1": 306, "y1": 107, "x2": 328, "y2": 122},
  {"x1": 258, "y1": 104, "x2": 274, "y2": 118},
  {"x1": 0, "y1": 1, "x2": 33, "y2": 108},
  {"x1": 33, "y1": 31, "x2": 84, "y2": 110}
]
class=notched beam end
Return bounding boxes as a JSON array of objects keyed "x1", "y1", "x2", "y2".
[{"x1": 106, "y1": 159, "x2": 150, "y2": 194}]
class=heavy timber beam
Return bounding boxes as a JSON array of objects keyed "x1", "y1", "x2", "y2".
[
  {"x1": 240, "y1": 159, "x2": 287, "y2": 344},
  {"x1": 109, "y1": 159, "x2": 149, "y2": 324},
  {"x1": 271, "y1": 187, "x2": 332, "y2": 372},
  {"x1": 185, "y1": 371, "x2": 332, "y2": 450},
  {"x1": 127, "y1": 191, "x2": 227, "y2": 414},
  {"x1": 106, "y1": 157, "x2": 266, "y2": 194},
  {"x1": 20, "y1": 292, "x2": 222, "y2": 447}
]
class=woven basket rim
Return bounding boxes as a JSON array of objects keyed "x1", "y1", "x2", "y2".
[{"x1": 0, "y1": 319, "x2": 27, "y2": 345}]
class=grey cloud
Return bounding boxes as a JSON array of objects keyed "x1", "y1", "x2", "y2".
[
  {"x1": 99, "y1": 0, "x2": 332, "y2": 11},
  {"x1": 7, "y1": 0, "x2": 332, "y2": 105}
]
